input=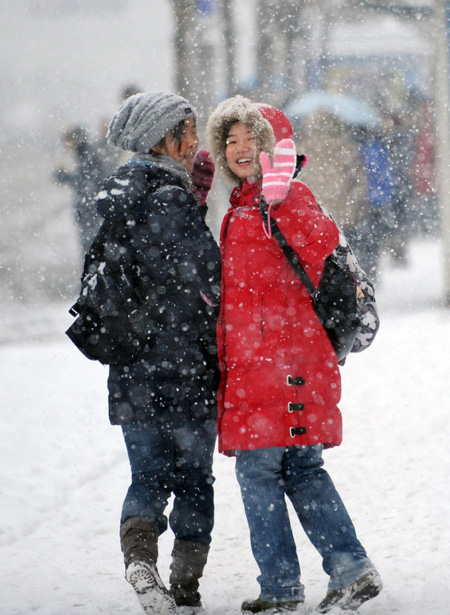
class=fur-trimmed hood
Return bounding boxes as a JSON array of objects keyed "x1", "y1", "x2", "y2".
[{"x1": 206, "y1": 95, "x2": 276, "y2": 187}]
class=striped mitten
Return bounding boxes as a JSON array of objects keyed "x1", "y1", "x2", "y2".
[{"x1": 260, "y1": 139, "x2": 297, "y2": 205}]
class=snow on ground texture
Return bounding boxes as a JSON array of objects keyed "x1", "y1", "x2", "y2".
[{"x1": 0, "y1": 239, "x2": 449, "y2": 615}]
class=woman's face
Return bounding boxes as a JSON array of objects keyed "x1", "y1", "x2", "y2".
[
  {"x1": 225, "y1": 122, "x2": 258, "y2": 182},
  {"x1": 165, "y1": 117, "x2": 199, "y2": 172}
]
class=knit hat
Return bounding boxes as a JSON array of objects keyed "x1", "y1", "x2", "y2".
[{"x1": 107, "y1": 91, "x2": 197, "y2": 153}]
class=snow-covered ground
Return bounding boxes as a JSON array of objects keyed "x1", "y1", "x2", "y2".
[{"x1": 1, "y1": 238, "x2": 449, "y2": 615}]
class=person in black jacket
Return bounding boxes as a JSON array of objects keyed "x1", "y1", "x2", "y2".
[
  {"x1": 54, "y1": 125, "x2": 105, "y2": 253},
  {"x1": 98, "y1": 91, "x2": 221, "y2": 615}
]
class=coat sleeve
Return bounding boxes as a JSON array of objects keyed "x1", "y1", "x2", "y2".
[
  {"x1": 273, "y1": 181, "x2": 339, "y2": 265},
  {"x1": 132, "y1": 185, "x2": 221, "y2": 303}
]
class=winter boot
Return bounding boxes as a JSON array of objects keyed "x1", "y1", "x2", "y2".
[
  {"x1": 241, "y1": 597, "x2": 304, "y2": 614},
  {"x1": 169, "y1": 539, "x2": 210, "y2": 613},
  {"x1": 315, "y1": 570, "x2": 383, "y2": 613},
  {"x1": 120, "y1": 517, "x2": 176, "y2": 615}
]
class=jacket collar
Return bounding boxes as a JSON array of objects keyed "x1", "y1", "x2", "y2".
[
  {"x1": 230, "y1": 180, "x2": 262, "y2": 209},
  {"x1": 131, "y1": 152, "x2": 192, "y2": 192}
]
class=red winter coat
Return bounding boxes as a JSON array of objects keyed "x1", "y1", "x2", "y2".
[{"x1": 217, "y1": 179, "x2": 342, "y2": 455}]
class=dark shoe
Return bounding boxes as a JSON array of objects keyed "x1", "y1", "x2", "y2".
[
  {"x1": 241, "y1": 597, "x2": 302, "y2": 613},
  {"x1": 126, "y1": 559, "x2": 176, "y2": 615},
  {"x1": 316, "y1": 570, "x2": 383, "y2": 613},
  {"x1": 173, "y1": 605, "x2": 203, "y2": 614},
  {"x1": 173, "y1": 605, "x2": 203, "y2": 615},
  {"x1": 171, "y1": 585, "x2": 203, "y2": 614}
]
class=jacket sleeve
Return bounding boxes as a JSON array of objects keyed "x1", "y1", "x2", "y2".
[
  {"x1": 132, "y1": 185, "x2": 221, "y2": 303},
  {"x1": 273, "y1": 181, "x2": 339, "y2": 265}
]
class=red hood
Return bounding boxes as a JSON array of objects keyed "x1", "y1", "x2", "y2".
[{"x1": 255, "y1": 103, "x2": 294, "y2": 142}]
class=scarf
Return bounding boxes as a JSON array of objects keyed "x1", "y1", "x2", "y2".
[{"x1": 131, "y1": 152, "x2": 193, "y2": 192}]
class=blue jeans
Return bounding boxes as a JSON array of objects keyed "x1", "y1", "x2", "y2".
[
  {"x1": 235, "y1": 445, "x2": 375, "y2": 602},
  {"x1": 121, "y1": 416, "x2": 216, "y2": 545}
]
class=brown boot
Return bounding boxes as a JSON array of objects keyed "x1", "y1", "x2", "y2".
[
  {"x1": 120, "y1": 516, "x2": 159, "y2": 566},
  {"x1": 169, "y1": 539, "x2": 210, "y2": 611},
  {"x1": 120, "y1": 517, "x2": 176, "y2": 615}
]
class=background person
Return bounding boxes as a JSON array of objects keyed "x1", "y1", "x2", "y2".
[
  {"x1": 353, "y1": 123, "x2": 396, "y2": 284},
  {"x1": 296, "y1": 110, "x2": 369, "y2": 240},
  {"x1": 53, "y1": 125, "x2": 105, "y2": 253}
]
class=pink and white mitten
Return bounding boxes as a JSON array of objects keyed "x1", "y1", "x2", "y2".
[{"x1": 260, "y1": 138, "x2": 297, "y2": 205}]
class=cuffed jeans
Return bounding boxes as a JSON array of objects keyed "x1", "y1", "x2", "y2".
[
  {"x1": 121, "y1": 416, "x2": 216, "y2": 545},
  {"x1": 235, "y1": 445, "x2": 375, "y2": 602}
]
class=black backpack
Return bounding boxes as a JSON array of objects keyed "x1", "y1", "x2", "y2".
[{"x1": 65, "y1": 219, "x2": 151, "y2": 365}]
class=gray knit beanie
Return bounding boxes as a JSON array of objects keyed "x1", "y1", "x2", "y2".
[{"x1": 107, "y1": 91, "x2": 197, "y2": 153}]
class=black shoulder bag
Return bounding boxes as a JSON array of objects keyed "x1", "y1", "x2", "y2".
[
  {"x1": 260, "y1": 197, "x2": 376, "y2": 363},
  {"x1": 65, "y1": 219, "x2": 151, "y2": 365}
]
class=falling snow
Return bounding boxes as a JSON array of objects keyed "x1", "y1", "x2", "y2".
[{"x1": 1, "y1": 1, "x2": 449, "y2": 614}]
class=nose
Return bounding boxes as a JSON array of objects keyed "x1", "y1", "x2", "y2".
[{"x1": 236, "y1": 140, "x2": 248, "y2": 154}]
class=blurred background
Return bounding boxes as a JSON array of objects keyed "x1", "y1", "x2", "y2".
[{"x1": 1, "y1": 0, "x2": 449, "y2": 330}]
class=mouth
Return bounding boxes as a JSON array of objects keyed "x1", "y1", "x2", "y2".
[{"x1": 237, "y1": 157, "x2": 253, "y2": 166}]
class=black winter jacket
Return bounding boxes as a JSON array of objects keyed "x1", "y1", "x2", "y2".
[{"x1": 96, "y1": 160, "x2": 221, "y2": 425}]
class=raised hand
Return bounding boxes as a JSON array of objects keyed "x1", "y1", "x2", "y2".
[{"x1": 260, "y1": 139, "x2": 297, "y2": 205}]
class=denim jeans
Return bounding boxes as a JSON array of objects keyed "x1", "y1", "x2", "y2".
[
  {"x1": 235, "y1": 445, "x2": 375, "y2": 601},
  {"x1": 121, "y1": 415, "x2": 216, "y2": 545}
]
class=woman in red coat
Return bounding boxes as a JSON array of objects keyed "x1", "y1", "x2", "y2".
[{"x1": 207, "y1": 96, "x2": 382, "y2": 614}]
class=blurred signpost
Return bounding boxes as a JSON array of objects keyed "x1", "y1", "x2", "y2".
[{"x1": 433, "y1": 0, "x2": 450, "y2": 306}]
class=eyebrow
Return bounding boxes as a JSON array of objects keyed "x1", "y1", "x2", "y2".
[{"x1": 227, "y1": 129, "x2": 253, "y2": 139}]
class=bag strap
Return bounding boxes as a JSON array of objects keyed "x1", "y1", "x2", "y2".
[
  {"x1": 84, "y1": 219, "x2": 112, "y2": 262},
  {"x1": 260, "y1": 196, "x2": 316, "y2": 296}
]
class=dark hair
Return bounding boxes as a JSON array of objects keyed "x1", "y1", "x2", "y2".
[
  {"x1": 223, "y1": 120, "x2": 239, "y2": 143},
  {"x1": 121, "y1": 84, "x2": 141, "y2": 101},
  {"x1": 152, "y1": 118, "x2": 193, "y2": 154}
]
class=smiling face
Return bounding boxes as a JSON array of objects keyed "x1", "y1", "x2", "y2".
[
  {"x1": 225, "y1": 122, "x2": 258, "y2": 182},
  {"x1": 163, "y1": 117, "x2": 199, "y2": 172}
]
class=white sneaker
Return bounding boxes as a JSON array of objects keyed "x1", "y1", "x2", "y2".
[{"x1": 126, "y1": 559, "x2": 176, "y2": 615}]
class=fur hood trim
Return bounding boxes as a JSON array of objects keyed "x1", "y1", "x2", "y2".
[{"x1": 206, "y1": 95, "x2": 275, "y2": 187}]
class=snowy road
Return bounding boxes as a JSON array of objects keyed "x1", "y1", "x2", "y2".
[{"x1": 1, "y1": 239, "x2": 449, "y2": 615}]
